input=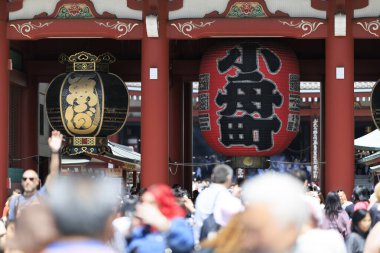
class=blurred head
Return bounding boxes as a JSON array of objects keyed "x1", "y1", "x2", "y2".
[
  {"x1": 337, "y1": 190, "x2": 348, "y2": 204},
  {"x1": 143, "y1": 184, "x2": 185, "y2": 220},
  {"x1": 324, "y1": 192, "x2": 342, "y2": 219},
  {"x1": 9, "y1": 204, "x2": 58, "y2": 253},
  {"x1": 211, "y1": 164, "x2": 233, "y2": 187},
  {"x1": 47, "y1": 176, "x2": 119, "y2": 240},
  {"x1": 291, "y1": 169, "x2": 308, "y2": 188},
  {"x1": 242, "y1": 173, "x2": 308, "y2": 253},
  {"x1": 352, "y1": 209, "x2": 371, "y2": 237},
  {"x1": 201, "y1": 213, "x2": 254, "y2": 253},
  {"x1": 352, "y1": 185, "x2": 370, "y2": 203},
  {"x1": 374, "y1": 182, "x2": 380, "y2": 203},
  {"x1": 21, "y1": 170, "x2": 40, "y2": 194}
]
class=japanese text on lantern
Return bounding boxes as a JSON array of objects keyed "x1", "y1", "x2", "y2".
[{"x1": 215, "y1": 43, "x2": 283, "y2": 151}]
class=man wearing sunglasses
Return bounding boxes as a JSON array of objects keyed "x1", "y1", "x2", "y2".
[{"x1": 8, "y1": 130, "x2": 63, "y2": 222}]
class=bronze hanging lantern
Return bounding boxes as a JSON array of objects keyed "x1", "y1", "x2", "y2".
[{"x1": 46, "y1": 51, "x2": 129, "y2": 155}]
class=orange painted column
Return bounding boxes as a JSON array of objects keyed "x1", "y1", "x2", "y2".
[
  {"x1": 141, "y1": 2, "x2": 169, "y2": 187},
  {"x1": 0, "y1": 2, "x2": 9, "y2": 205},
  {"x1": 325, "y1": 3, "x2": 354, "y2": 195},
  {"x1": 169, "y1": 76, "x2": 184, "y2": 187}
]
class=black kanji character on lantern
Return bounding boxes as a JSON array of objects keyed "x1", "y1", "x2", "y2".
[
  {"x1": 217, "y1": 42, "x2": 281, "y2": 74},
  {"x1": 216, "y1": 72, "x2": 282, "y2": 118},
  {"x1": 219, "y1": 115, "x2": 281, "y2": 150},
  {"x1": 215, "y1": 42, "x2": 284, "y2": 149}
]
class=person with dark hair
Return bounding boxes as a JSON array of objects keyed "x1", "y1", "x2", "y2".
[
  {"x1": 194, "y1": 165, "x2": 243, "y2": 243},
  {"x1": 346, "y1": 209, "x2": 371, "y2": 253},
  {"x1": 321, "y1": 192, "x2": 351, "y2": 239},
  {"x1": 346, "y1": 186, "x2": 371, "y2": 218},
  {"x1": 127, "y1": 184, "x2": 194, "y2": 253},
  {"x1": 173, "y1": 187, "x2": 196, "y2": 218}
]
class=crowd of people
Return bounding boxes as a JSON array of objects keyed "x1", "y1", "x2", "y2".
[{"x1": 0, "y1": 130, "x2": 379, "y2": 253}]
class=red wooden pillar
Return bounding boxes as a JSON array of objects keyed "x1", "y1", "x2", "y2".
[
  {"x1": 0, "y1": 2, "x2": 9, "y2": 205},
  {"x1": 325, "y1": 2, "x2": 354, "y2": 195},
  {"x1": 169, "y1": 76, "x2": 184, "y2": 187},
  {"x1": 141, "y1": 2, "x2": 169, "y2": 187},
  {"x1": 20, "y1": 76, "x2": 38, "y2": 171},
  {"x1": 183, "y1": 82, "x2": 193, "y2": 194}
]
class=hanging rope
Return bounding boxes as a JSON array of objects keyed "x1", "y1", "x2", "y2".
[
  {"x1": 168, "y1": 159, "x2": 326, "y2": 167},
  {"x1": 169, "y1": 163, "x2": 178, "y2": 175},
  {"x1": 286, "y1": 146, "x2": 311, "y2": 153},
  {"x1": 168, "y1": 160, "x2": 231, "y2": 167},
  {"x1": 11, "y1": 155, "x2": 40, "y2": 161}
]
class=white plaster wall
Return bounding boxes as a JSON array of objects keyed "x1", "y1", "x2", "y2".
[
  {"x1": 9, "y1": 0, "x2": 60, "y2": 20},
  {"x1": 169, "y1": 0, "x2": 326, "y2": 20},
  {"x1": 91, "y1": 0, "x2": 142, "y2": 20},
  {"x1": 9, "y1": 0, "x2": 142, "y2": 20},
  {"x1": 354, "y1": 0, "x2": 380, "y2": 18}
]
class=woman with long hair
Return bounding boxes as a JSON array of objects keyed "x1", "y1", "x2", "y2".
[
  {"x1": 127, "y1": 184, "x2": 194, "y2": 253},
  {"x1": 345, "y1": 209, "x2": 371, "y2": 253},
  {"x1": 321, "y1": 192, "x2": 351, "y2": 239}
]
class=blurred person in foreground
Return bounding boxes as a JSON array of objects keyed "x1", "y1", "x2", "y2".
[
  {"x1": 368, "y1": 182, "x2": 380, "y2": 228},
  {"x1": 241, "y1": 173, "x2": 310, "y2": 253},
  {"x1": 294, "y1": 195, "x2": 347, "y2": 253},
  {"x1": 127, "y1": 184, "x2": 194, "y2": 253},
  {"x1": 7, "y1": 204, "x2": 58, "y2": 253},
  {"x1": 199, "y1": 212, "x2": 251, "y2": 253},
  {"x1": 321, "y1": 192, "x2": 351, "y2": 239},
  {"x1": 41, "y1": 176, "x2": 120, "y2": 253},
  {"x1": 364, "y1": 222, "x2": 380, "y2": 253},
  {"x1": 346, "y1": 209, "x2": 372, "y2": 253}
]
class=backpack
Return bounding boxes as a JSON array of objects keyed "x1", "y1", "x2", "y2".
[
  {"x1": 199, "y1": 213, "x2": 221, "y2": 242},
  {"x1": 199, "y1": 190, "x2": 224, "y2": 242}
]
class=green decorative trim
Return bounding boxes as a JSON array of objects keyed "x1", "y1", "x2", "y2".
[
  {"x1": 227, "y1": 2, "x2": 267, "y2": 18},
  {"x1": 56, "y1": 4, "x2": 94, "y2": 19}
]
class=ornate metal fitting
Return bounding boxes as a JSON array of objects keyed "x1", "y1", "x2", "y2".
[{"x1": 59, "y1": 51, "x2": 116, "y2": 72}]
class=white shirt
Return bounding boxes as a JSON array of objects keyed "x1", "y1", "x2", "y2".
[
  {"x1": 194, "y1": 183, "x2": 243, "y2": 242},
  {"x1": 294, "y1": 229, "x2": 347, "y2": 253}
]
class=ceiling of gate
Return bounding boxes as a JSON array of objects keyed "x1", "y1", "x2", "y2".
[{"x1": 11, "y1": 37, "x2": 380, "y2": 82}]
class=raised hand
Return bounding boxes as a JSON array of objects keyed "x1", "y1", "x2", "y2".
[{"x1": 48, "y1": 130, "x2": 63, "y2": 153}]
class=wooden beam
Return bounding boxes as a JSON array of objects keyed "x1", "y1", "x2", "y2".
[
  {"x1": 168, "y1": 18, "x2": 327, "y2": 39},
  {"x1": 7, "y1": 19, "x2": 143, "y2": 40}
]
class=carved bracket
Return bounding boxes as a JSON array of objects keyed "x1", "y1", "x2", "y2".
[
  {"x1": 357, "y1": 20, "x2": 380, "y2": 37},
  {"x1": 171, "y1": 21, "x2": 215, "y2": 38},
  {"x1": 95, "y1": 21, "x2": 139, "y2": 38},
  {"x1": 9, "y1": 21, "x2": 53, "y2": 38},
  {"x1": 279, "y1": 20, "x2": 324, "y2": 37}
]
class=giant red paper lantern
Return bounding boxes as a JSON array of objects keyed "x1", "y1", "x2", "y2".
[{"x1": 198, "y1": 42, "x2": 300, "y2": 157}]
